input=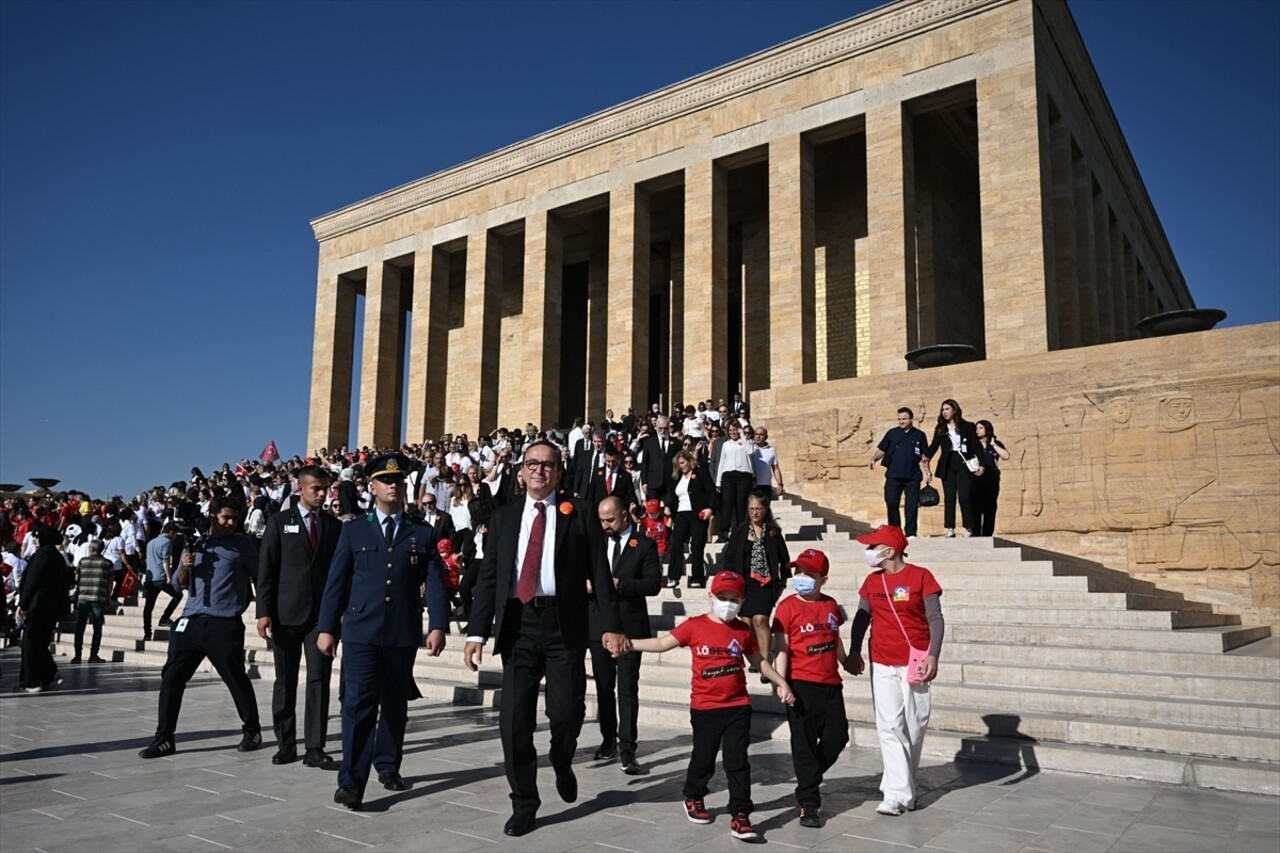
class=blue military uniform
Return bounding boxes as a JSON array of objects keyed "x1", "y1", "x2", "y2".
[{"x1": 318, "y1": 454, "x2": 447, "y2": 797}]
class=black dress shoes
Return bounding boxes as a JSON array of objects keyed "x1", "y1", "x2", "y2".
[
  {"x1": 303, "y1": 748, "x2": 335, "y2": 768},
  {"x1": 593, "y1": 741, "x2": 619, "y2": 761},
  {"x1": 378, "y1": 771, "x2": 410, "y2": 791},
  {"x1": 555, "y1": 766, "x2": 578, "y2": 803},
  {"x1": 271, "y1": 749, "x2": 297, "y2": 765},
  {"x1": 504, "y1": 814, "x2": 536, "y2": 837},
  {"x1": 333, "y1": 786, "x2": 363, "y2": 810}
]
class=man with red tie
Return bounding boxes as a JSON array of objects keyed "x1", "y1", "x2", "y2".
[
  {"x1": 256, "y1": 465, "x2": 342, "y2": 768},
  {"x1": 464, "y1": 440, "x2": 628, "y2": 837},
  {"x1": 586, "y1": 445, "x2": 637, "y2": 510}
]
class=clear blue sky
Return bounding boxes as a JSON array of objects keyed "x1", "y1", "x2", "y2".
[{"x1": 2, "y1": 0, "x2": 1277, "y2": 499}]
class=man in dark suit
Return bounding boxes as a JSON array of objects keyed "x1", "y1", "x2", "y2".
[
  {"x1": 463, "y1": 440, "x2": 628, "y2": 837},
  {"x1": 586, "y1": 445, "x2": 636, "y2": 510},
  {"x1": 317, "y1": 453, "x2": 448, "y2": 810},
  {"x1": 572, "y1": 432, "x2": 607, "y2": 498},
  {"x1": 637, "y1": 416, "x2": 679, "y2": 501},
  {"x1": 412, "y1": 492, "x2": 456, "y2": 545},
  {"x1": 257, "y1": 465, "x2": 342, "y2": 768},
  {"x1": 589, "y1": 497, "x2": 660, "y2": 774}
]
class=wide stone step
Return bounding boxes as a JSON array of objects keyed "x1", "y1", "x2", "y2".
[
  {"x1": 943, "y1": 604, "x2": 1239, "y2": 629},
  {"x1": 940, "y1": 589, "x2": 1212, "y2": 611},
  {"x1": 958, "y1": 662, "x2": 1280, "y2": 705},
  {"x1": 948, "y1": 623, "x2": 1270, "y2": 653},
  {"x1": 943, "y1": 640, "x2": 1280, "y2": 679}
]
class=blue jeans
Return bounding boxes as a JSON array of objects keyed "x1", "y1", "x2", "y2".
[{"x1": 74, "y1": 601, "x2": 105, "y2": 658}]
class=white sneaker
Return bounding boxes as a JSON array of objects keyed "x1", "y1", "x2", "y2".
[
  {"x1": 943, "y1": 529, "x2": 956, "y2": 539},
  {"x1": 962, "y1": 529, "x2": 972, "y2": 539},
  {"x1": 876, "y1": 800, "x2": 904, "y2": 816}
]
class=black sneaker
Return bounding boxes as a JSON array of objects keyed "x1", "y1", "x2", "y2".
[
  {"x1": 730, "y1": 812, "x2": 760, "y2": 841},
  {"x1": 139, "y1": 736, "x2": 175, "y2": 759},
  {"x1": 798, "y1": 806, "x2": 821, "y2": 828},
  {"x1": 237, "y1": 730, "x2": 262, "y2": 752},
  {"x1": 89, "y1": 655, "x2": 107, "y2": 664},
  {"x1": 70, "y1": 656, "x2": 82, "y2": 664},
  {"x1": 684, "y1": 797, "x2": 711, "y2": 824}
]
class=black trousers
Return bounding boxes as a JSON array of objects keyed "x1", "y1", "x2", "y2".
[
  {"x1": 719, "y1": 471, "x2": 754, "y2": 536},
  {"x1": 142, "y1": 578, "x2": 182, "y2": 635},
  {"x1": 155, "y1": 615, "x2": 259, "y2": 739},
  {"x1": 271, "y1": 622, "x2": 332, "y2": 752},
  {"x1": 685, "y1": 704, "x2": 753, "y2": 815},
  {"x1": 19, "y1": 608, "x2": 58, "y2": 689},
  {"x1": 339, "y1": 642, "x2": 415, "y2": 791},
  {"x1": 786, "y1": 680, "x2": 849, "y2": 808},
  {"x1": 942, "y1": 465, "x2": 975, "y2": 531},
  {"x1": 500, "y1": 600, "x2": 586, "y2": 819},
  {"x1": 971, "y1": 476, "x2": 1001, "y2": 537},
  {"x1": 589, "y1": 642, "x2": 642, "y2": 758},
  {"x1": 884, "y1": 477, "x2": 921, "y2": 537},
  {"x1": 668, "y1": 510, "x2": 709, "y2": 582}
]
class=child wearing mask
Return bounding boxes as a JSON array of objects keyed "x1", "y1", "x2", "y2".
[
  {"x1": 630, "y1": 570, "x2": 794, "y2": 843},
  {"x1": 771, "y1": 548, "x2": 848, "y2": 827}
]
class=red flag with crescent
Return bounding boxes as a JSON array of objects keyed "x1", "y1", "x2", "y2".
[{"x1": 260, "y1": 440, "x2": 280, "y2": 463}]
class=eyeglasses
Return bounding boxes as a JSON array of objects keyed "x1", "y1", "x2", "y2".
[{"x1": 522, "y1": 459, "x2": 558, "y2": 472}]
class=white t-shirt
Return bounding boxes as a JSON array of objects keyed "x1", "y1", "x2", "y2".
[{"x1": 753, "y1": 444, "x2": 778, "y2": 487}]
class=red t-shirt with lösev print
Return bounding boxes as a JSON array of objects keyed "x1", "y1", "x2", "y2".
[
  {"x1": 858, "y1": 564, "x2": 942, "y2": 666},
  {"x1": 669, "y1": 614, "x2": 758, "y2": 711}
]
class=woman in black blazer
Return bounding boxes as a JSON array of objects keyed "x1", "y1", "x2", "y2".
[
  {"x1": 721, "y1": 489, "x2": 790, "y2": 673},
  {"x1": 925, "y1": 398, "x2": 983, "y2": 537},
  {"x1": 663, "y1": 450, "x2": 717, "y2": 589}
]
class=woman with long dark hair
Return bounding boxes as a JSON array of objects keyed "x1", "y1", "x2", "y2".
[
  {"x1": 722, "y1": 489, "x2": 790, "y2": 676},
  {"x1": 924, "y1": 399, "x2": 982, "y2": 538},
  {"x1": 663, "y1": 450, "x2": 716, "y2": 589},
  {"x1": 971, "y1": 420, "x2": 1010, "y2": 537}
]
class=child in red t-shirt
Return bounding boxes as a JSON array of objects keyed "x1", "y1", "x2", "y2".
[
  {"x1": 771, "y1": 548, "x2": 848, "y2": 828},
  {"x1": 638, "y1": 499, "x2": 670, "y2": 559},
  {"x1": 631, "y1": 570, "x2": 794, "y2": 843}
]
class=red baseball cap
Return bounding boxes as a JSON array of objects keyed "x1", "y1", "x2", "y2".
[
  {"x1": 787, "y1": 548, "x2": 830, "y2": 576},
  {"x1": 437, "y1": 539, "x2": 455, "y2": 555},
  {"x1": 644, "y1": 498, "x2": 661, "y2": 514},
  {"x1": 856, "y1": 525, "x2": 909, "y2": 555},
  {"x1": 710, "y1": 570, "x2": 746, "y2": 598}
]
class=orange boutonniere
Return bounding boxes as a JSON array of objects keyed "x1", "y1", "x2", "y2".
[
  {"x1": 689, "y1": 473, "x2": 697, "y2": 480},
  {"x1": 769, "y1": 528, "x2": 779, "y2": 537},
  {"x1": 558, "y1": 501, "x2": 574, "y2": 516},
  {"x1": 628, "y1": 538, "x2": 638, "y2": 548}
]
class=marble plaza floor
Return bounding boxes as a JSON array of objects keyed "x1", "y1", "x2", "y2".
[{"x1": 1, "y1": 650, "x2": 1276, "y2": 853}]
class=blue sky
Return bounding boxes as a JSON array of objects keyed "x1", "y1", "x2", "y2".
[{"x1": 1, "y1": 0, "x2": 1277, "y2": 499}]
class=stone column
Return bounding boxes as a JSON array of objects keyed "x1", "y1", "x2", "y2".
[
  {"x1": 1047, "y1": 110, "x2": 1080, "y2": 349},
  {"x1": 585, "y1": 223, "x2": 609, "y2": 419},
  {"x1": 683, "y1": 160, "x2": 728, "y2": 401},
  {"x1": 307, "y1": 270, "x2": 357, "y2": 453},
  {"x1": 358, "y1": 260, "x2": 404, "y2": 449},
  {"x1": 977, "y1": 58, "x2": 1051, "y2": 357},
  {"x1": 769, "y1": 134, "x2": 816, "y2": 387},
  {"x1": 405, "y1": 242, "x2": 450, "y2": 444},
  {"x1": 1071, "y1": 153, "x2": 1099, "y2": 346},
  {"x1": 607, "y1": 184, "x2": 650, "y2": 415},
  {"x1": 864, "y1": 102, "x2": 911, "y2": 375},
  {"x1": 449, "y1": 227, "x2": 503, "y2": 437},
  {"x1": 522, "y1": 209, "x2": 564, "y2": 429}
]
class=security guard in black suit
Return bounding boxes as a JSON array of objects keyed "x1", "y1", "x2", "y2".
[
  {"x1": 256, "y1": 465, "x2": 342, "y2": 768},
  {"x1": 317, "y1": 453, "x2": 448, "y2": 810}
]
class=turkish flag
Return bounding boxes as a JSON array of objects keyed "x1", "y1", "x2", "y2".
[{"x1": 260, "y1": 440, "x2": 280, "y2": 463}]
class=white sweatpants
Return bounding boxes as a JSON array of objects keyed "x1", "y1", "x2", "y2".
[{"x1": 870, "y1": 661, "x2": 932, "y2": 808}]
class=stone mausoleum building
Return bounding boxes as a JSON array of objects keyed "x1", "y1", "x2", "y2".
[{"x1": 308, "y1": 0, "x2": 1278, "y2": 631}]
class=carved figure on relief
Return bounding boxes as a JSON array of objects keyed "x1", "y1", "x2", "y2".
[{"x1": 795, "y1": 409, "x2": 867, "y2": 481}]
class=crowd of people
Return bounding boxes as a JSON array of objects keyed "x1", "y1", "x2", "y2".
[{"x1": 0, "y1": 394, "x2": 1013, "y2": 840}]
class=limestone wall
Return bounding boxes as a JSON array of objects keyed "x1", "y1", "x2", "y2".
[{"x1": 753, "y1": 323, "x2": 1280, "y2": 632}]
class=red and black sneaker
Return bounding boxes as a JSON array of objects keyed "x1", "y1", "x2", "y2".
[
  {"x1": 730, "y1": 812, "x2": 761, "y2": 842},
  {"x1": 683, "y1": 797, "x2": 711, "y2": 824}
]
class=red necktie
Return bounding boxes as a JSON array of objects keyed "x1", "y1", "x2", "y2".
[
  {"x1": 308, "y1": 512, "x2": 317, "y2": 551},
  {"x1": 516, "y1": 501, "x2": 546, "y2": 604},
  {"x1": 606, "y1": 470, "x2": 614, "y2": 493}
]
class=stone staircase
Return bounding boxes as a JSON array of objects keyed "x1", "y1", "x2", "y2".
[{"x1": 55, "y1": 496, "x2": 1280, "y2": 796}]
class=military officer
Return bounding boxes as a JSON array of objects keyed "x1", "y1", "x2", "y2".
[{"x1": 317, "y1": 452, "x2": 448, "y2": 811}]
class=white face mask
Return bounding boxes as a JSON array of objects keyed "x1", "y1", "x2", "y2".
[
  {"x1": 864, "y1": 548, "x2": 887, "y2": 567},
  {"x1": 711, "y1": 598, "x2": 741, "y2": 621}
]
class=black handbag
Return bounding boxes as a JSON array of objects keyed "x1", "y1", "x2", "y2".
[{"x1": 918, "y1": 484, "x2": 940, "y2": 507}]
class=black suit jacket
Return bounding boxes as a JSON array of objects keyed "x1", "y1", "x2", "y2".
[
  {"x1": 256, "y1": 507, "x2": 341, "y2": 627},
  {"x1": 722, "y1": 523, "x2": 791, "y2": 586},
  {"x1": 926, "y1": 421, "x2": 983, "y2": 480},
  {"x1": 18, "y1": 546, "x2": 68, "y2": 617},
  {"x1": 572, "y1": 447, "x2": 606, "y2": 497},
  {"x1": 586, "y1": 465, "x2": 637, "y2": 508},
  {"x1": 466, "y1": 494, "x2": 621, "y2": 655},
  {"x1": 639, "y1": 434, "x2": 679, "y2": 498},
  {"x1": 413, "y1": 510, "x2": 455, "y2": 544},
  {"x1": 589, "y1": 529, "x2": 660, "y2": 639},
  {"x1": 663, "y1": 465, "x2": 718, "y2": 515}
]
